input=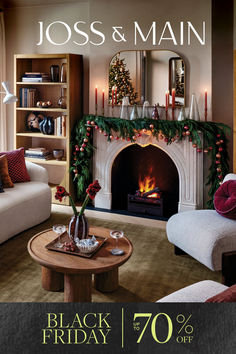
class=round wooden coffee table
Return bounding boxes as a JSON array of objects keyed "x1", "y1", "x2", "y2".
[{"x1": 27, "y1": 226, "x2": 133, "y2": 302}]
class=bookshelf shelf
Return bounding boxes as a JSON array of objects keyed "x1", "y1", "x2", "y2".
[
  {"x1": 16, "y1": 82, "x2": 68, "y2": 86},
  {"x1": 16, "y1": 132, "x2": 67, "y2": 139},
  {"x1": 16, "y1": 107, "x2": 68, "y2": 112},
  {"x1": 14, "y1": 53, "x2": 83, "y2": 205},
  {"x1": 25, "y1": 157, "x2": 67, "y2": 166}
]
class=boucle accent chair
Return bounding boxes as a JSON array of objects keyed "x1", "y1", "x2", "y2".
[
  {"x1": 157, "y1": 280, "x2": 228, "y2": 302},
  {"x1": 0, "y1": 161, "x2": 51, "y2": 244},
  {"x1": 166, "y1": 174, "x2": 236, "y2": 286}
]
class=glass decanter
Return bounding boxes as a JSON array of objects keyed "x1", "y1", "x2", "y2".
[{"x1": 58, "y1": 87, "x2": 67, "y2": 109}]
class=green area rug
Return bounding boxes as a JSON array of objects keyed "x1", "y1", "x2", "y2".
[{"x1": 0, "y1": 212, "x2": 221, "y2": 302}]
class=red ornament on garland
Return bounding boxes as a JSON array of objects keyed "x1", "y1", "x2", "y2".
[
  {"x1": 203, "y1": 149, "x2": 208, "y2": 153},
  {"x1": 192, "y1": 144, "x2": 197, "y2": 148},
  {"x1": 182, "y1": 132, "x2": 186, "y2": 136},
  {"x1": 216, "y1": 153, "x2": 221, "y2": 159},
  {"x1": 95, "y1": 125, "x2": 99, "y2": 130},
  {"x1": 86, "y1": 133, "x2": 90, "y2": 137},
  {"x1": 184, "y1": 125, "x2": 189, "y2": 130},
  {"x1": 218, "y1": 174, "x2": 223, "y2": 179},
  {"x1": 83, "y1": 138, "x2": 88, "y2": 143},
  {"x1": 215, "y1": 160, "x2": 220, "y2": 164},
  {"x1": 185, "y1": 131, "x2": 191, "y2": 136},
  {"x1": 149, "y1": 124, "x2": 154, "y2": 129},
  {"x1": 87, "y1": 120, "x2": 91, "y2": 125},
  {"x1": 164, "y1": 138, "x2": 169, "y2": 142},
  {"x1": 220, "y1": 139, "x2": 224, "y2": 143},
  {"x1": 218, "y1": 147, "x2": 223, "y2": 152},
  {"x1": 82, "y1": 143, "x2": 86, "y2": 148},
  {"x1": 80, "y1": 147, "x2": 84, "y2": 152},
  {"x1": 87, "y1": 127, "x2": 91, "y2": 131},
  {"x1": 217, "y1": 134, "x2": 221, "y2": 138},
  {"x1": 197, "y1": 148, "x2": 202, "y2": 153},
  {"x1": 217, "y1": 168, "x2": 222, "y2": 172}
]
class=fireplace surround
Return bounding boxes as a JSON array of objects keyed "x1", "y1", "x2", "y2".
[{"x1": 93, "y1": 131, "x2": 203, "y2": 214}]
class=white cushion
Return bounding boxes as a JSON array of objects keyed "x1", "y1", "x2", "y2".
[
  {"x1": 167, "y1": 210, "x2": 236, "y2": 270},
  {"x1": 0, "y1": 162, "x2": 51, "y2": 243},
  {"x1": 157, "y1": 280, "x2": 228, "y2": 302}
]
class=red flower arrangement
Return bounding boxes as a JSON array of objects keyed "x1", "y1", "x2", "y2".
[{"x1": 55, "y1": 180, "x2": 101, "y2": 216}]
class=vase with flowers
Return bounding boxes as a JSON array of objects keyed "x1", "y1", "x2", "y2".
[{"x1": 55, "y1": 180, "x2": 101, "y2": 243}]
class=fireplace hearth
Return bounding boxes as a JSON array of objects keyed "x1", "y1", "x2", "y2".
[{"x1": 93, "y1": 130, "x2": 203, "y2": 216}]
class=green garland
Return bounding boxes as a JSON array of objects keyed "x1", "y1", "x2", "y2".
[{"x1": 70, "y1": 115, "x2": 230, "y2": 209}]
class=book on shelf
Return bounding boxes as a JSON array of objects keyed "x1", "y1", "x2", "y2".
[
  {"x1": 25, "y1": 154, "x2": 53, "y2": 160},
  {"x1": 19, "y1": 88, "x2": 37, "y2": 107},
  {"x1": 27, "y1": 147, "x2": 47, "y2": 151},
  {"x1": 22, "y1": 72, "x2": 51, "y2": 82},
  {"x1": 25, "y1": 149, "x2": 53, "y2": 160},
  {"x1": 25, "y1": 149, "x2": 50, "y2": 156},
  {"x1": 54, "y1": 115, "x2": 66, "y2": 137}
]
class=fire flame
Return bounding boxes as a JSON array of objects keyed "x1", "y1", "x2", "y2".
[{"x1": 139, "y1": 175, "x2": 156, "y2": 194}]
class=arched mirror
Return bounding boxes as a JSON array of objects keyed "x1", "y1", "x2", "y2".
[{"x1": 109, "y1": 50, "x2": 185, "y2": 107}]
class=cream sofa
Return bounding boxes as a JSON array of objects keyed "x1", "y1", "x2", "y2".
[{"x1": 0, "y1": 161, "x2": 51, "y2": 243}]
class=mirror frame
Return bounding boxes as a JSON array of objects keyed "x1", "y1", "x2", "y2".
[{"x1": 109, "y1": 50, "x2": 186, "y2": 107}]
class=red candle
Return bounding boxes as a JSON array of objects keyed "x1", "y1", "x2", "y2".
[
  {"x1": 112, "y1": 86, "x2": 114, "y2": 108},
  {"x1": 205, "y1": 89, "x2": 207, "y2": 121},
  {"x1": 115, "y1": 86, "x2": 117, "y2": 105},
  {"x1": 165, "y1": 91, "x2": 168, "y2": 112},
  {"x1": 172, "y1": 88, "x2": 175, "y2": 108},
  {"x1": 167, "y1": 90, "x2": 169, "y2": 107},
  {"x1": 102, "y1": 89, "x2": 105, "y2": 108},
  {"x1": 95, "y1": 86, "x2": 98, "y2": 105}
]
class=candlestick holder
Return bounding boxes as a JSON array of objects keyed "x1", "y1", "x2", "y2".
[
  {"x1": 165, "y1": 110, "x2": 168, "y2": 120},
  {"x1": 172, "y1": 108, "x2": 175, "y2": 120},
  {"x1": 102, "y1": 107, "x2": 104, "y2": 117},
  {"x1": 95, "y1": 104, "x2": 98, "y2": 116}
]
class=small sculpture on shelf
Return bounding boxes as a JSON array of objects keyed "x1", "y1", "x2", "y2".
[
  {"x1": 26, "y1": 112, "x2": 44, "y2": 132},
  {"x1": 36, "y1": 100, "x2": 52, "y2": 108},
  {"x1": 151, "y1": 104, "x2": 159, "y2": 120}
]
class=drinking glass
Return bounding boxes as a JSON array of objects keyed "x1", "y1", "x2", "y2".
[
  {"x1": 53, "y1": 224, "x2": 66, "y2": 248},
  {"x1": 110, "y1": 230, "x2": 124, "y2": 255}
]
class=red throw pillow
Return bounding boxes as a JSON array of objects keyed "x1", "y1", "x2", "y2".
[
  {"x1": 205, "y1": 284, "x2": 236, "y2": 302},
  {"x1": 214, "y1": 180, "x2": 236, "y2": 219},
  {"x1": 0, "y1": 148, "x2": 30, "y2": 183}
]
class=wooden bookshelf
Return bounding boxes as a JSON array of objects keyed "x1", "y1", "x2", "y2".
[{"x1": 14, "y1": 53, "x2": 83, "y2": 205}]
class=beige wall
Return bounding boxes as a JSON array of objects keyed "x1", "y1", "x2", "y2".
[{"x1": 4, "y1": 0, "x2": 212, "y2": 149}]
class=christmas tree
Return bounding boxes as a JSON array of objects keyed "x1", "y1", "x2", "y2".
[{"x1": 109, "y1": 54, "x2": 138, "y2": 105}]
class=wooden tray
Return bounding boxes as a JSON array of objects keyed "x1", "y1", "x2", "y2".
[{"x1": 45, "y1": 232, "x2": 107, "y2": 258}]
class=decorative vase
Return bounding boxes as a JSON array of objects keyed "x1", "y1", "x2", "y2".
[
  {"x1": 151, "y1": 104, "x2": 159, "y2": 119},
  {"x1": 60, "y1": 62, "x2": 67, "y2": 83},
  {"x1": 58, "y1": 87, "x2": 67, "y2": 109},
  {"x1": 189, "y1": 94, "x2": 200, "y2": 121},
  {"x1": 177, "y1": 107, "x2": 186, "y2": 121},
  {"x1": 39, "y1": 116, "x2": 54, "y2": 135},
  {"x1": 142, "y1": 101, "x2": 150, "y2": 118},
  {"x1": 68, "y1": 214, "x2": 89, "y2": 243},
  {"x1": 50, "y1": 65, "x2": 59, "y2": 82},
  {"x1": 120, "y1": 96, "x2": 130, "y2": 119},
  {"x1": 130, "y1": 104, "x2": 139, "y2": 120}
]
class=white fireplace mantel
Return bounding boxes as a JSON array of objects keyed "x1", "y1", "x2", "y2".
[{"x1": 93, "y1": 131, "x2": 203, "y2": 212}]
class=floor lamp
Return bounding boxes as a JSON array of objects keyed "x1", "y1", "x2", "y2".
[{"x1": 0, "y1": 81, "x2": 18, "y2": 103}]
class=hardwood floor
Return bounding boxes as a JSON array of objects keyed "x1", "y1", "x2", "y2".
[{"x1": 52, "y1": 204, "x2": 167, "y2": 230}]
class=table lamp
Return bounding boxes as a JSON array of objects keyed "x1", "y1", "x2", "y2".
[{"x1": 0, "y1": 81, "x2": 18, "y2": 104}]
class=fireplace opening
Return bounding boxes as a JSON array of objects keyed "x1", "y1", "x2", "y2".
[{"x1": 111, "y1": 144, "x2": 179, "y2": 218}]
